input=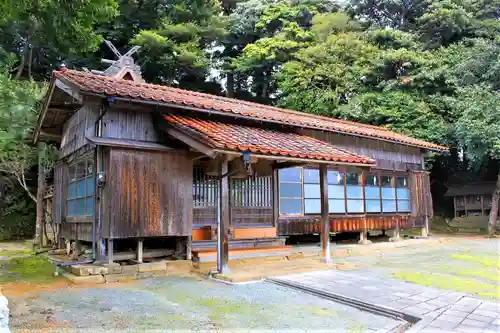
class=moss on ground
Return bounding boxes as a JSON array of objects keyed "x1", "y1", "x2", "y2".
[
  {"x1": 393, "y1": 271, "x2": 500, "y2": 300},
  {"x1": 0, "y1": 255, "x2": 56, "y2": 283},
  {"x1": 195, "y1": 297, "x2": 263, "y2": 317},
  {"x1": 451, "y1": 254, "x2": 500, "y2": 268}
]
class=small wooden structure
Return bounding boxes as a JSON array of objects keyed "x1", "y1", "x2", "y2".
[
  {"x1": 445, "y1": 182, "x2": 497, "y2": 218},
  {"x1": 33, "y1": 43, "x2": 447, "y2": 270}
]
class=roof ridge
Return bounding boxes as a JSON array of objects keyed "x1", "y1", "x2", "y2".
[{"x1": 56, "y1": 69, "x2": 447, "y2": 151}]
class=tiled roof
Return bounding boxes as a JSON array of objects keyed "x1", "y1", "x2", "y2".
[
  {"x1": 54, "y1": 69, "x2": 447, "y2": 151},
  {"x1": 164, "y1": 115, "x2": 376, "y2": 165}
]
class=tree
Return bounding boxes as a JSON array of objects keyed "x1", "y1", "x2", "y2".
[
  {"x1": 454, "y1": 86, "x2": 500, "y2": 235},
  {"x1": 0, "y1": 64, "x2": 45, "y2": 202},
  {"x1": 0, "y1": 0, "x2": 117, "y2": 80},
  {"x1": 231, "y1": 0, "x2": 337, "y2": 101},
  {"x1": 131, "y1": 0, "x2": 227, "y2": 89}
]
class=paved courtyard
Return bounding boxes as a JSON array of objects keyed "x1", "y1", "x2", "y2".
[{"x1": 274, "y1": 237, "x2": 500, "y2": 333}]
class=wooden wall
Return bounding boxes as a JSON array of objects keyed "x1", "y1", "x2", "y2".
[
  {"x1": 102, "y1": 148, "x2": 192, "y2": 239},
  {"x1": 409, "y1": 171, "x2": 433, "y2": 227},
  {"x1": 101, "y1": 107, "x2": 158, "y2": 142},
  {"x1": 60, "y1": 103, "x2": 99, "y2": 157},
  {"x1": 300, "y1": 129, "x2": 424, "y2": 171},
  {"x1": 278, "y1": 215, "x2": 413, "y2": 235},
  {"x1": 60, "y1": 222, "x2": 93, "y2": 242}
]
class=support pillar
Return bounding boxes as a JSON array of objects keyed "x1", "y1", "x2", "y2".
[
  {"x1": 358, "y1": 218, "x2": 372, "y2": 245},
  {"x1": 421, "y1": 216, "x2": 429, "y2": 237},
  {"x1": 217, "y1": 159, "x2": 230, "y2": 274},
  {"x1": 319, "y1": 164, "x2": 331, "y2": 262},
  {"x1": 186, "y1": 236, "x2": 192, "y2": 261},
  {"x1": 107, "y1": 239, "x2": 114, "y2": 264},
  {"x1": 34, "y1": 142, "x2": 45, "y2": 249},
  {"x1": 137, "y1": 239, "x2": 144, "y2": 264},
  {"x1": 390, "y1": 218, "x2": 401, "y2": 242}
]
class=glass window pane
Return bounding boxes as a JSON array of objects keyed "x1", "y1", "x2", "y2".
[
  {"x1": 86, "y1": 197, "x2": 94, "y2": 215},
  {"x1": 86, "y1": 176, "x2": 95, "y2": 196},
  {"x1": 279, "y1": 183, "x2": 302, "y2": 198},
  {"x1": 346, "y1": 185, "x2": 363, "y2": 198},
  {"x1": 381, "y1": 176, "x2": 393, "y2": 187},
  {"x1": 366, "y1": 199, "x2": 381, "y2": 213},
  {"x1": 365, "y1": 186, "x2": 380, "y2": 199},
  {"x1": 76, "y1": 161, "x2": 86, "y2": 179},
  {"x1": 87, "y1": 159, "x2": 94, "y2": 175},
  {"x1": 347, "y1": 199, "x2": 364, "y2": 213},
  {"x1": 68, "y1": 165, "x2": 76, "y2": 182},
  {"x1": 366, "y1": 175, "x2": 379, "y2": 187},
  {"x1": 304, "y1": 184, "x2": 320, "y2": 198},
  {"x1": 382, "y1": 200, "x2": 397, "y2": 212},
  {"x1": 280, "y1": 199, "x2": 302, "y2": 215},
  {"x1": 304, "y1": 169, "x2": 319, "y2": 183},
  {"x1": 328, "y1": 185, "x2": 345, "y2": 199},
  {"x1": 279, "y1": 168, "x2": 301, "y2": 182},
  {"x1": 75, "y1": 198, "x2": 85, "y2": 216},
  {"x1": 304, "y1": 199, "x2": 321, "y2": 214},
  {"x1": 382, "y1": 187, "x2": 395, "y2": 199},
  {"x1": 396, "y1": 176, "x2": 408, "y2": 188},
  {"x1": 346, "y1": 173, "x2": 360, "y2": 185},
  {"x1": 67, "y1": 183, "x2": 75, "y2": 199},
  {"x1": 67, "y1": 200, "x2": 75, "y2": 216},
  {"x1": 328, "y1": 171, "x2": 344, "y2": 185},
  {"x1": 397, "y1": 200, "x2": 411, "y2": 212},
  {"x1": 76, "y1": 180, "x2": 86, "y2": 197},
  {"x1": 329, "y1": 199, "x2": 346, "y2": 213},
  {"x1": 396, "y1": 188, "x2": 410, "y2": 200}
]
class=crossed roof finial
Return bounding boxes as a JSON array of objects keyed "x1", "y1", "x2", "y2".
[{"x1": 91, "y1": 40, "x2": 144, "y2": 82}]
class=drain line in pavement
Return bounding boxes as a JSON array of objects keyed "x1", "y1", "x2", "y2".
[{"x1": 267, "y1": 278, "x2": 419, "y2": 331}]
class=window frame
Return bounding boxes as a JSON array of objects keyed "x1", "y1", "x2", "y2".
[
  {"x1": 66, "y1": 157, "x2": 95, "y2": 220},
  {"x1": 278, "y1": 167, "x2": 413, "y2": 217},
  {"x1": 278, "y1": 168, "x2": 304, "y2": 216}
]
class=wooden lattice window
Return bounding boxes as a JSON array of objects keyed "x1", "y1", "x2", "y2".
[
  {"x1": 193, "y1": 167, "x2": 218, "y2": 208},
  {"x1": 231, "y1": 175, "x2": 272, "y2": 207},
  {"x1": 66, "y1": 158, "x2": 94, "y2": 217}
]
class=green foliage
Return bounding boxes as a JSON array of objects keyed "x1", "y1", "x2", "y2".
[
  {"x1": 0, "y1": 0, "x2": 118, "y2": 80},
  {"x1": 454, "y1": 86, "x2": 500, "y2": 164},
  {"x1": 132, "y1": 0, "x2": 227, "y2": 87}
]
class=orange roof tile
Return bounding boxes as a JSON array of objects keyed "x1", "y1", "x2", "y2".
[
  {"x1": 54, "y1": 69, "x2": 447, "y2": 151},
  {"x1": 164, "y1": 115, "x2": 376, "y2": 165}
]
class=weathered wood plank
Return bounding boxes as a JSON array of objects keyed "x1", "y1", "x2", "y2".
[{"x1": 103, "y1": 148, "x2": 192, "y2": 238}]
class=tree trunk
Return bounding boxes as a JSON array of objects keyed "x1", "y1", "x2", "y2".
[
  {"x1": 488, "y1": 173, "x2": 500, "y2": 236},
  {"x1": 15, "y1": 48, "x2": 27, "y2": 80},
  {"x1": 226, "y1": 72, "x2": 234, "y2": 98},
  {"x1": 27, "y1": 46, "x2": 33, "y2": 80},
  {"x1": 34, "y1": 143, "x2": 45, "y2": 248}
]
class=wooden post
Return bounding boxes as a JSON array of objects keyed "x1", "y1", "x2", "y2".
[
  {"x1": 137, "y1": 239, "x2": 143, "y2": 264},
  {"x1": 390, "y1": 218, "x2": 401, "y2": 242},
  {"x1": 319, "y1": 164, "x2": 331, "y2": 263},
  {"x1": 464, "y1": 196, "x2": 468, "y2": 217},
  {"x1": 272, "y1": 168, "x2": 279, "y2": 226},
  {"x1": 217, "y1": 158, "x2": 230, "y2": 274},
  {"x1": 358, "y1": 216, "x2": 372, "y2": 245},
  {"x1": 480, "y1": 195, "x2": 485, "y2": 216},
  {"x1": 186, "y1": 236, "x2": 192, "y2": 260},
  {"x1": 107, "y1": 239, "x2": 114, "y2": 264},
  {"x1": 34, "y1": 142, "x2": 45, "y2": 249},
  {"x1": 453, "y1": 196, "x2": 457, "y2": 218}
]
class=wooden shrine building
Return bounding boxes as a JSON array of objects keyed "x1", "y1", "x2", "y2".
[
  {"x1": 445, "y1": 182, "x2": 497, "y2": 218},
  {"x1": 33, "y1": 49, "x2": 447, "y2": 265}
]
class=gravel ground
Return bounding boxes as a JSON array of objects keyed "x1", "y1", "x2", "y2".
[{"x1": 9, "y1": 276, "x2": 400, "y2": 333}]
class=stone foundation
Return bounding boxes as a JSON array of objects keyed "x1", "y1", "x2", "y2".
[{"x1": 63, "y1": 260, "x2": 176, "y2": 284}]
